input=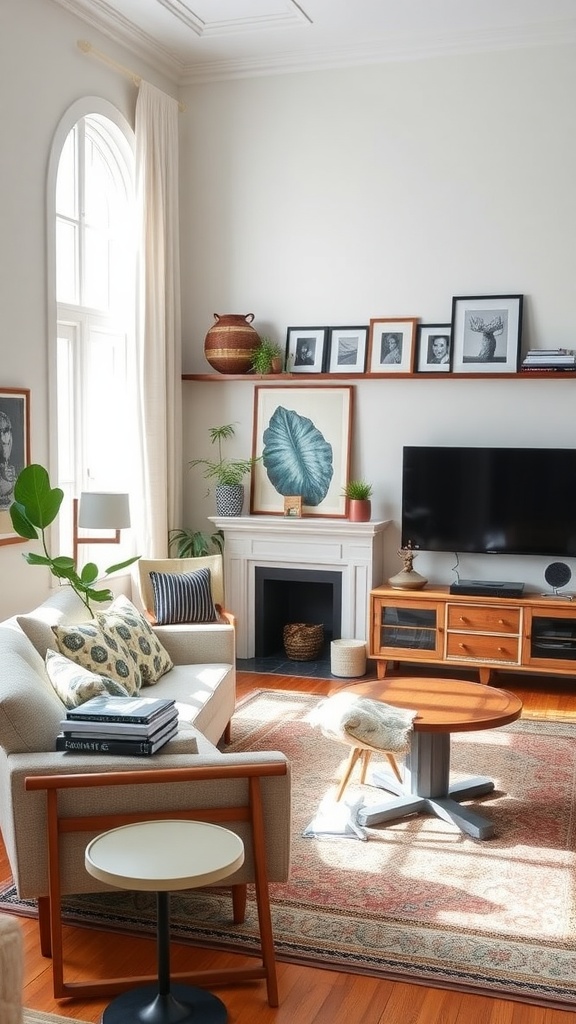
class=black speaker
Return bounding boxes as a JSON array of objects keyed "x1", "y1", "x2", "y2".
[{"x1": 544, "y1": 561, "x2": 572, "y2": 592}]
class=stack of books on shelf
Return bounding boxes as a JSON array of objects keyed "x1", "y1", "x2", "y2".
[
  {"x1": 56, "y1": 695, "x2": 179, "y2": 756},
  {"x1": 521, "y1": 349, "x2": 576, "y2": 371}
]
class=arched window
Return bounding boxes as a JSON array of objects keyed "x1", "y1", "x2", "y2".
[{"x1": 48, "y1": 100, "x2": 137, "y2": 560}]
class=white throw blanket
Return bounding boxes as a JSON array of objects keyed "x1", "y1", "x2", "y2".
[{"x1": 308, "y1": 691, "x2": 417, "y2": 753}]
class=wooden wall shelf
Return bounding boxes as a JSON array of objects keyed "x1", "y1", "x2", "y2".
[{"x1": 182, "y1": 371, "x2": 576, "y2": 382}]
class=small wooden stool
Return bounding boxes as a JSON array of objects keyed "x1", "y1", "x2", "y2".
[{"x1": 336, "y1": 745, "x2": 402, "y2": 800}]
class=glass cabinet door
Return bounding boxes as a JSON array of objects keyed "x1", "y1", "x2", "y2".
[
  {"x1": 530, "y1": 614, "x2": 576, "y2": 663},
  {"x1": 379, "y1": 604, "x2": 438, "y2": 652}
]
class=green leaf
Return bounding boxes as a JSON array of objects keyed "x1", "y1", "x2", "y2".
[
  {"x1": 12, "y1": 464, "x2": 63, "y2": 529},
  {"x1": 83, "y1": 586, "x2": 113, "y2": 604},
  {"x1": 10, "y1": 503, "x2": 38, "y2": 540},
  {"x1": 23, "y1": 552, "x2": 51, "y2": 566},
  {"x1": 103, "y1": 555, "x2": 140, "y2": 576},
  {"x1": 51, "y1": 556, "x2": 76, "y2": 571},
  {"x1": 80, "y1": 562, "x2": 99, "y2": 585}
]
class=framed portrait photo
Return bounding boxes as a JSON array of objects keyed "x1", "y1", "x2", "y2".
[
  {"x1": 0, "y1": 387, "x2": 30, "y2": 545},
  {"x1": 251, "y1": 384, "x2": 353, "y2": 517},
  {"x1": 367, "y1": 317, "x2": 417, "y2": 374},
  {"x1": 416, "y1": 323, "x2": 452, "y2": 373},
  {"x1": 327, "y1": 326, "x2": 368, "y2": 374},
  {"x1": 285, "y1": 327, "x2": 328, "y2": 374},
  {"x1": 451, "y1": 294, "x2": 523, "y2": 374}
]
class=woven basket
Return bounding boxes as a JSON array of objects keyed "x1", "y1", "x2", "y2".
[
  {"x1": 283, "y1": 623, "x2": 324, "y2": 661},
  {"x1": 330, "y1": 639, "x2": 367, "y2": 678}
]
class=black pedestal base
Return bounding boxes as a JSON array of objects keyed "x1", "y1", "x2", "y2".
[{"x1": 102, "y1": 983, "x2": 228, "y2": 1024}]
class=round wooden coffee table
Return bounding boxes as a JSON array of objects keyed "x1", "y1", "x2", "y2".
[{"x1": 342, "y1": 676, "x2": 523, "y2": 839}]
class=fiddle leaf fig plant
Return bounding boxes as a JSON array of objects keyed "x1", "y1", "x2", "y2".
[{"x1": 10, "y1": 464, "x2": 139, "y2": 616}]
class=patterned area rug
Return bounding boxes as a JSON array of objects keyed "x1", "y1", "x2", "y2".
[{"x1": 4, "y1": 690, "x2": 576, "y2": 1010}]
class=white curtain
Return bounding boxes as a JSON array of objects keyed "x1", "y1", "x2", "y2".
[{"x1": 134, "y1": 81, "x2": 182, "y2": 557}]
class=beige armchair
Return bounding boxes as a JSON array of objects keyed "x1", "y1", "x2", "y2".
[{"x1": 137, "y1": 554, "x2": 235, "y2": 627}]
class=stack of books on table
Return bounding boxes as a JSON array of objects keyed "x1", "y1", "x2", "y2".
[
  {"x1": 56, "y1": 695, "x2": 179, "y2": 756},
  {"x1": 521, "y1": 349, "x2": 576, "y2": 371}
]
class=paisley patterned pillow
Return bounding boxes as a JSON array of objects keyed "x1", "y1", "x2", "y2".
[
  {"x1": 97, "y1": 595, "x2": 173, "y2": 686},
  {"x1": 51, "y1": 619, "x2": 141, "y2": 695},
  {"x1": 45, "y1": 649, "x2": 131, "y2": 709}
]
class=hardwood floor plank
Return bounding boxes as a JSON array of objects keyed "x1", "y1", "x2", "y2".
[{"x1": 3, "y1": 668, "x2": 575, "y2": 1021}]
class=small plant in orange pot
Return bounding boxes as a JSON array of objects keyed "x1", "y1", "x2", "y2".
[{"x1": 342, "y1": 480, "x2": 373, "y2": 522}]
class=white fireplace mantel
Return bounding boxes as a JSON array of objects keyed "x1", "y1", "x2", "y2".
[{"x1": 210, "y1": 516, "x2": 390, "y2": 659}]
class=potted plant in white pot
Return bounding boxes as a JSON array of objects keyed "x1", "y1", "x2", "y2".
[
  {"x1": 190, "y1": 423, "x2": 260, "y2": 516},
  {"x1": 342, "y1": 480, "x2": 373, "y2": 522}
]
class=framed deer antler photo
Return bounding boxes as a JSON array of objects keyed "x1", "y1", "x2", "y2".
[{"x1": 451, "y1": 294, "x2": 523, "y2": 374}]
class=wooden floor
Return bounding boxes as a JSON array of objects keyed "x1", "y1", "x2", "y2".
[{"x1": 4, "y1": 666, "x2": 576, "y2": 1023}]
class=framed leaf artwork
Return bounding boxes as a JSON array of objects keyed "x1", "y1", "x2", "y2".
[{"x1": 250, "y1": 385, "x2": 353, "y2": 517}]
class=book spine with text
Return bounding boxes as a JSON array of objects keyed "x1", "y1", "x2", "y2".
[{"x1": 56, "y1": 727, "x2": 177, "y2": 756}]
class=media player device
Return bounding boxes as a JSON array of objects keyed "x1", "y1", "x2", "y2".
[{"x1": 449, "y1": 580, "x2": 525, "y2": 598}]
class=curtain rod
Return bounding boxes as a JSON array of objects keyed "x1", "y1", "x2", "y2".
[{"x1": 77, "y1": 40, "x2": 186, "y2": 113}]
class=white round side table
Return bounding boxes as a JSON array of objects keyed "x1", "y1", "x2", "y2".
[{"x1": 85, "y1": 819, "x2": 245, "y2": 1024}]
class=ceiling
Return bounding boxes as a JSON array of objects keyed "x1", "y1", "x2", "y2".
[{"x1": 51, "y1": 0, "x2": 576, "y2": 84}]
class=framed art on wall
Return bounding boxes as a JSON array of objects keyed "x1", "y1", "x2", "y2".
[
  {"x1": 367, "y1": 317, "x2": 417, "y2": 374},
  {"x1": 416, "y1": 324, "x2": 452, "y2": 373},
  {"x1": 0, "y1": 387, "x2": 30, "y2": 545},
  {"x1": 285, "y1": 327, "x2": 328, "y2": 374},
  {"x1": 451, "y1": 294, "x2": 523, "y2": 374},
  {"x1": 327, "y1": 326, "x2": 368, "y2": 374},
  {"x1": 250, "y1": 385, "x2": 353, "y2": 517}
]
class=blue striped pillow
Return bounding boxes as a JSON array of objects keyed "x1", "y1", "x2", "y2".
[{"x1": 149, "y1": 567, "x2": 218, "y2": 625}]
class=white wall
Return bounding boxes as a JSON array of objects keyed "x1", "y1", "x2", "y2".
[
  {"x1": 2, "y1": 3, "x2": 575, "y2": 619},
  {"x1": 179, "y1": 45, "x2": 576, "y2": 593},
  {"x1": 0, "y1": 0, "x2": 175, "y2": 619}
]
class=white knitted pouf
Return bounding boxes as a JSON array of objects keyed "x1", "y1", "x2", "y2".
[
  {"x1": 330, "y1": 639, "x2": 367, "y2": 678},
  {"x1": 0, "y1": 914, "x2": 23, "y2": 1024}
]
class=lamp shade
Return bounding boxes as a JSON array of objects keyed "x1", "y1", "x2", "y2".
[{"x1": 78, "y1": 492, "x2": 131, "y2": 530}]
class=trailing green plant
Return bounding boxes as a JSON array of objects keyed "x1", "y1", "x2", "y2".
[
  {"x1": 249, "y1": 337, "x2": 283, "y2": 374},
  {"x1": 342, "y1": 480, "x2": 373, "y2": 500},
  {"x1": 189, "y1": 423, "x2": 260, "y2": 488},
  {"x1": 168, "y1": 527, "x2": 224, "y2": 558},
  {"x1": 9, "y1": 464, "x2": 139, "y2": 616}
]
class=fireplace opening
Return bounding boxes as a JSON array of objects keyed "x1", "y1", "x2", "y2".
[{"x1": 254, "y1": 567, "x2": 342, "y2": 658}]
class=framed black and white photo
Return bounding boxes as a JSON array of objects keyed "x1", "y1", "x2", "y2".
[
  {"x1": 0, "y1": 387, "x2": 30, "y2": 545},
  {"x1": 367, "y1": 317, "x2": 417, "y2": 374},
  {"x1": 327, "y1": 326, "x2": 368, "y2": 374},
  {"x1": 251, "y1": 385, "x2": 353, "y2": 517},
  {"x1": 285, "y1": 327, "x2": 328, "y2": 374},
  {"x1": 451, "y1": 295, "x2": 523, "y2": 374},
  {"x1": 416, "y1": 324, "x2": 452, "y2": 373}
]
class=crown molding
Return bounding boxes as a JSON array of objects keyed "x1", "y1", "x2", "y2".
[
  {"x1": 51, "y1": 0, "x2": 576, "y2": 87},
  {"x1": 178, "y1": 20, "x2": 576, "y2": 84}
]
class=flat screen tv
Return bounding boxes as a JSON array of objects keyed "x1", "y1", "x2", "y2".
[{"x1": 401, "y1": 446, "x2": 576, "y2": 558}]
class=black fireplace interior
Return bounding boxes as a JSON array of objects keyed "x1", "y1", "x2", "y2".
[{"x1": 255, "y1": 567, "x2": 342, "y2": 658}]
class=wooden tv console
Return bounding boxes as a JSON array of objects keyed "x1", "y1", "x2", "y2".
[{"x1": 369, "y1": 585, "x2": 576, "y2": 684}]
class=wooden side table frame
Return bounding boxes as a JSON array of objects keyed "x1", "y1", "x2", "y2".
[{"x1": 25, "y1": 761, "x2": 288, "y2": 1007}]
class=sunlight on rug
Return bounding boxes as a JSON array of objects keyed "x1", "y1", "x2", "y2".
[
  {"x1": 4, "y1": 689, "x2": 576, "y2": 1011},
  {"x1": 24, "y1": 1012, "x2": 91, "y2": 1024}
]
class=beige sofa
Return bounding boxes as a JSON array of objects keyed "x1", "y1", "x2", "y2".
[{"x1": 0, "y1": 585, "x2": 291, "y2": 1004}]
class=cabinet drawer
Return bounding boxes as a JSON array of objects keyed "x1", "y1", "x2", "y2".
[
  {"x1": 447, "y1": 604, "x2": 521, "y2": 634},
  {"x1": 446, "y1": 633, "x2": 520, "y2": 664}
]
